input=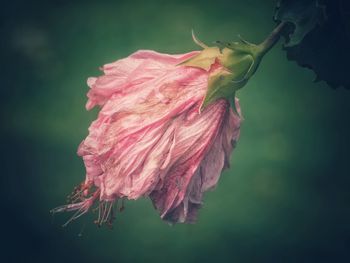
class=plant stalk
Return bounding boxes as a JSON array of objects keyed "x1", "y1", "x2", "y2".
[{"x1": 258, "y1": 21, "x2": 288, "y2": 55}]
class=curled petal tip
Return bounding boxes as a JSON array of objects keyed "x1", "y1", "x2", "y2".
[
  {"x1": 237, "y1": 34, "x2": 254, "y2": 46},
  {"x1": 191, "y1": 29, "x2": 208, "y2": 49}
]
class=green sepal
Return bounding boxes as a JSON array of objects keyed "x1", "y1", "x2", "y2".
[
  {"x1": 200, "y1": 69, "x2": 233, "y2": 112},
  {"x1": 219, "y1": 49, "x2": 256, "y2": 81},
  {"x1": 179, "y1": 31, "x2": 279, "y2": 113},
  {"x1": 200, "y1": 68, "x2": 247, "y2": 113},
  {"x1": 199, "y1": 51, "x2": 254, "y2": 113},
  {"x1": 177, "y1": 47, "x2": 221, "y2": 71},
  {"x1": 199, "y1": 71, "x2": 240, "y2": 116},
  {"x1": 230, "y1": 92, "x2": 239, "y2": 116}
]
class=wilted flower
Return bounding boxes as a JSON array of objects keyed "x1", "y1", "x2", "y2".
[{"x1": 53, "y1": 25, "x2": 285, "y2": 225}]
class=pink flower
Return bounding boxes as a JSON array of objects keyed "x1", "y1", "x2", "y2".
[
  {"x1": 53, "y1": 45, "x2": 243, "y2": 225},
  {"x1": 52, "y1": 23, "x2": 288, "y2": 226}
]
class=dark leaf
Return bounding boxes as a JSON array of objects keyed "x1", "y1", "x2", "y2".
[{"x1": 274, "y1": 0, "x2": 350, "y2": 89}]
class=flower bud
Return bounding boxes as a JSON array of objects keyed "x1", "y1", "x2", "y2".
[{"x1": 180, "y1": 27, "x2": 284, "y2": 113}]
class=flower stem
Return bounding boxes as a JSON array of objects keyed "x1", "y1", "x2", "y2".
[{"x1": 258, "y1": 21, "x2": 288, "y2": 55}]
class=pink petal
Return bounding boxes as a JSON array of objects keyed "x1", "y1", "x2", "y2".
[
  {"x1": 56, "y1": 49, "x2": 243, "y2": 225},
  {"x1": 86, "y1": 50, "x2": 199, "y2": 110},
  {"x1": 150, "y1": 99, "x2": 241, "y2": 223}
]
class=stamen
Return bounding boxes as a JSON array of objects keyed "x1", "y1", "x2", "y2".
[
  {"x1": 107, "y1": 203, "x2": 116, "y2": 228},
  {"x1": 101, "y1": 202, "x2": 109, "y2": 224},
  {"x1": 103, "y1": 202, "x2": 113, "y2": 223},
  {"x1": 62, "y1": 207, "x2": 88, "y2": 227},
  {"x1": 119, "y1": 198, "x2": 125, "y2": 212},
  {"x1": 66, "y1": 181, "x2": 94, "y2": 203},
  {"x1": 53, "y1": 184, "x2": 119, "y2": 228},
  {"x1": 52, "y1": 188, "x2": 100, "y2": 227}
]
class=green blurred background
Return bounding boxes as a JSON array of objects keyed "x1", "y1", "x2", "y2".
[{"x1": 1, "y1": 0, "x2": 350, "y2": 262}]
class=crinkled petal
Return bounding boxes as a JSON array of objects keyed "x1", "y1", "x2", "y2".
[
  {"x1": 86, "y1": 50, "x2": 199, "y2": 110},
  {"x1": 68, "y1": 49, "x2": 243, "y2": 225},
  {"x1": 149, "y1": 99, "x2": 240, "y2": 222}
]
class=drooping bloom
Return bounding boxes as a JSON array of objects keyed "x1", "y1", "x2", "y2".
[{"x1": 53, "y1": 29, "x2": 281, "y2": 225}]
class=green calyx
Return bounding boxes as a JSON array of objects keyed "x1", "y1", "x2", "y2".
[{"x1": 178, "y1": 24, "x2": 286, "y2": 114}]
